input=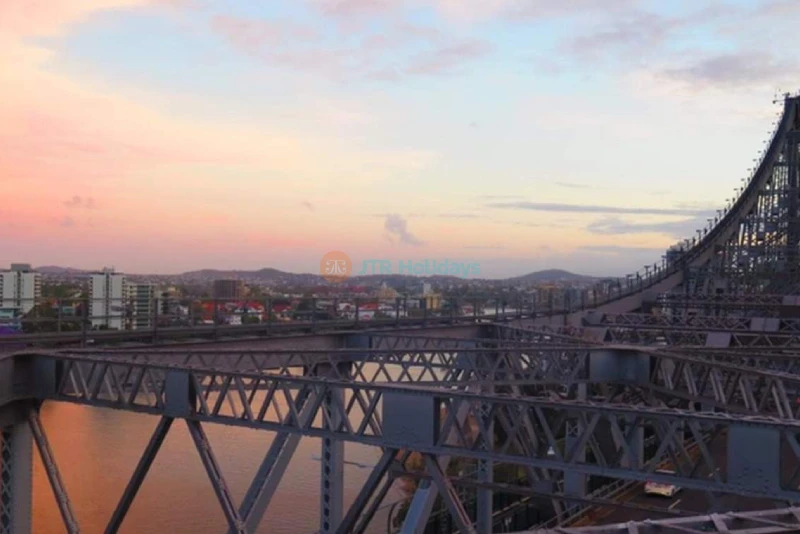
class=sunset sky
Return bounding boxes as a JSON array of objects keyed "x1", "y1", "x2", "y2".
[{"x1": 2, "y1": 0, "x2": 798, "y2": 277}]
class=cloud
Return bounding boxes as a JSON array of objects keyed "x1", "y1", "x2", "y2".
[
  {"x1": 212, "y1": 13, "x2": 491, "y2": 80},
  {"x1": 316, "y1": 0, "x2": 396, "y2": 18},
  {"x1": 564, "y1": 12, "x2": 677, "y2": 61},
  {"x1": 302, "y1": 201, "x2": 315, "y2": 211},
  {"x1": 384, "y1": 214, "x2": 424, "y2": 246},
  {"x1": 464, "y1": 245, "x2": 506, "y2": 250},
  {"x1": 554, "y1": 181, "x2": 592, "y2": 189},
  {"x1": 562, "y1": 6, "x2": 729, "y2": 63},
  {"x1": 487, "y1": 201, "x2": 710, "y2": 217},
  {"x1": 63, "y1": 196, "x2": 82, "y2": 208},
  {"x1": 505, "y1": 0, "x2": 637, "y2": 21},
  {"x1": 437, "y1": 213, "x2": 480, "y2": 219},
  {"x1": 55, "y1": 215, "x2": 76, "y2": 228},
  {"x1": 481, "y1": 194, "x2": 521, "y2": 200},
  {"x1": 63, "y1": 195, "x2": 96, "y2": 209},
  {"x1": 586, "y1": 215, "x2": 712, "y2": 239},
  {"x1": 211, "y1": 15, "x2": 320, "y2": 54},
  {"x1": 658, "y1": 51, "x2": 800, "y2": 90},
  {"x1": 511, "y1": 220, "x2": 571, "y2": 229},
  {"x1": 406, "y1": 40, "x2": 492, "y2": 76},
  {"x1": 310, "y1": 0, "x2": 638, "y2": 24},
  {"x1": 578, "y1": 244, "x2": 667, "y2": 255}
]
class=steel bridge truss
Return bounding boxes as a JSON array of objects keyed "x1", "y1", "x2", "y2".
[
  {"x1": 503, "y1": 319, "x2": 800, "y2": 349},
  {"x1": 1, "y1": 346, "x2": 799, "y2": 533},
  {"x1": 52, "y1": 335, "x2": 800, "y2": 419}
]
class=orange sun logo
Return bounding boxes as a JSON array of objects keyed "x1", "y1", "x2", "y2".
[{"x1": 320, "y1": 251, "x2": 352, "y2": 283}]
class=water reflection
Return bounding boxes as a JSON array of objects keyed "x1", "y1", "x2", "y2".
[{"x1": 33, "y1": 403, "x2": 401, "y2": 533}]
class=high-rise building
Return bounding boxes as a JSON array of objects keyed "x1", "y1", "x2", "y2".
[
  {"x1": 127, "y1": 283, "x2": 157, "y2": 330},
  {"x1": 89, "y1": 268, "x2": 126, "y2": 330},
  {"x1": 0, "y1": 263, "x2": 41, "y2": 314},
  {"x1": 213, "y1": 279, "x2": 244, "y2": 300}
]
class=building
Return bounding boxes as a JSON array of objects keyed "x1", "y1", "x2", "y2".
[
  {"x1": 213, "y1": 279, "x2": 244, "y2": 300},
  {"x1": 0, "y1": 263, "x2": 41, "y2": 314},
  {"x1": 89, "y1": 268, "x2": 126, "y2": 330},
  {"x1": 376, "y1": 282, "x2": 399, "y2": 300},
  {"x1": 127, "y1": 283, "x2": 157, "y2": 330},
  {"x1": 421, "y1": 282, "x2": 441, "y2": 310}
]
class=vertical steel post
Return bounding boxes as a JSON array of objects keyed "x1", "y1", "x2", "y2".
[
  {"x1": 0, "y1": 423, "x2": 32, "y2": 534},
  {"x1": 476, "y1": 392, "x2": 493, "y2": 533},
  {"x1": 564, "y1": 384, "x2": 587, "y2": 500},
  {"x1": 319, "y1": 362, "x2": 350, "y2": 534}
]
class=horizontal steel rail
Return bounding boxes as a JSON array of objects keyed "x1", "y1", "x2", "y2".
[
  {"x1": 6, "y1": 351, "x2": 799, "y2": 503},
  {"x1": 0, "y1": 311, "x2": 525, "y2": 349},
  {"x1": 529, "y1": 506, "x2": 800, "y2": 533}
]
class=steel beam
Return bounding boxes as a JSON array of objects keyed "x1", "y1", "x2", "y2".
[
  {"x1": 231, "y1": 388, "x2": 316, "y2": 534},
  {"x1": 104, "y1": 416, "x2": 173, "y2": 534},
  {"x1": 398, "y1": 344, "x2": 476, "y2": 534},
  {"x1": 28, "y1": 409, "x2": 80, "y2": 534},
  {"x1": 186, "y1": 420, "x2": 246, "y2": 534},
  {"x1": 525, "y1": 506, "x2": 800, "y2": 533},
  {"x1": 476, "y1": 394, "x2": 493, "y2": 534},
  {"x1": 319, "y1": 366, "x2": 348, "y2": 534},
  {"x1": 335, "y1": 448, "x2": 397, "y2": 534},
  {"x1": 423, "y1": 454, "x2": 476, "y2": 534}
]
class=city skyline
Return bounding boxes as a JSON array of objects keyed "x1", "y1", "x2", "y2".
[{"x1": 4, "y1": 1, "x2": 799, "y2": 277}]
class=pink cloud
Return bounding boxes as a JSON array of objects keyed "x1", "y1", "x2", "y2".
[
  {"x1": 211, "y1": 15, "x2": 320, "y2": 52},
  {"x1": 308, "y1": 0, "x2": 638, "y2": 24},
  {"x1": 211, "y1": 13, "x2": 491, "y2": 80},
  {"x1": 406, "y1": 40, "x2": 492, "y2": 75},
  {"x1": 0, "y1": 0, "x2": 181, "y2": 38}
]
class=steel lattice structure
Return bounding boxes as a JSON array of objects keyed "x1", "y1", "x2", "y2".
[{"x1": 4, "y1": 95, "x2": 800, "y2": 534}]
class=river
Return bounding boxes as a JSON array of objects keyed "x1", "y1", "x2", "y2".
[{"x1": 32, "y1": 402, "x2": 403, "y2": 533}]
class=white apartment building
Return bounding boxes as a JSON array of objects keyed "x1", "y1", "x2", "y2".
[
  {"x1": 127, "y1": 283, "x2": 157, "y2": 330},
  {"x1": 89, "y1": 268, "x2": 127, "y2": 330},
  {"x1": 0, "y1": 264, "x2": 41, "y2": 314}
]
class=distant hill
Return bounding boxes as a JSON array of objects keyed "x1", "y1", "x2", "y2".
[
  {"x1": 34, "y1": 265, "x2": 599, "y2": 284},
  {"x1": 36, "y1": 266, "x2": 90, "y2": 274},
  {"x1": 180, "y1": 267, "x2": 302, "y2": 279},
  {"x1": 507, "y1": 269, "x2": 596, "y2": 284}
]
